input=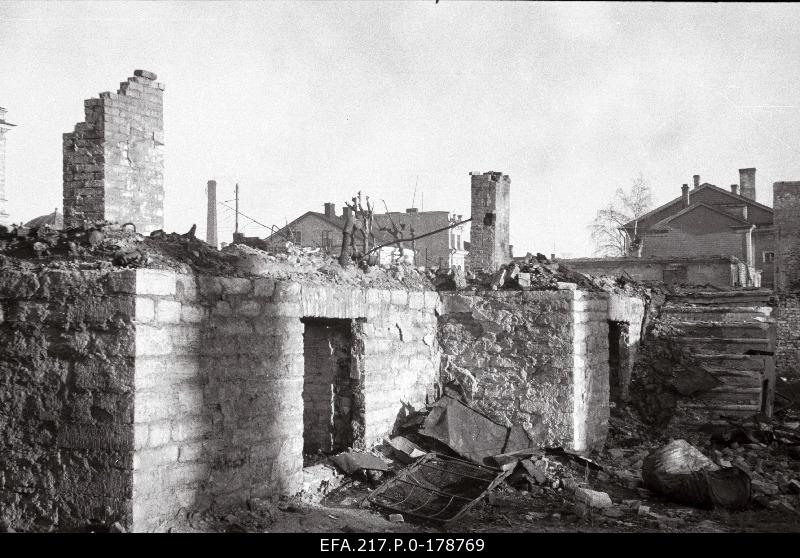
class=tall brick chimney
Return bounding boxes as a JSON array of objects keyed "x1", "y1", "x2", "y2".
[
  {"x1": 0, "y1": 107, "x2": 15, "y2": 227},
  {"x1": 63, "y1": 69, "x2": 164, "y2": 233},
  {"x1": 206, "y1": 180, "x2": 218, "y2": 248},
  {"x1": 324, "y1": 202, "x2": 336, "y2": 218},
  {"x1": 467, "y1": 171, "x2": 511, "y2": 273},
  {"x1": 681, "y1": 184, "x2": 690, "y2": 207},
  {"x1": 693, "y1": 174, "x2": 700, "y2": 189},
  {"x1": 739, "y1": 168, "x2": 756, "y2": 201}
]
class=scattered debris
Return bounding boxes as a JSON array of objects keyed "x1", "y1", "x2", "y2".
[
  {"x1": 367, "y1": 453, "x2": 511, "y2": 524},
  {"x1": 330, "y1": 452, "x2": 389, "y2": 483},
  {"x1": 386, "y1": 436, "x2": 426, "y2": 464},
  {"x1": 574, "y1": 488, "x2": 613, "y2": 509},
  {"x1": 418, "y1": 395, "x2": 535, "y2": 465},
  {"x1": 642, "y1": 439, "x2": 750, "y2": 509}
]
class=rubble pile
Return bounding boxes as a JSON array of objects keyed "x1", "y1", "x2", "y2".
[
  {"x1": 429, "y1": 252, "x2": 657, "y2": 300},
  {"x1": 0, "y1": 222, "x2": 435, "y2": 291}
]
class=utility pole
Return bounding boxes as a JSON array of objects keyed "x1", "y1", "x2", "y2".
[
  {"x1": 234, "y1": 183, "x2": 239, "y2": 235},
  {"x1": 206, "y1": 180, "x2": 218, "y2": 248}
]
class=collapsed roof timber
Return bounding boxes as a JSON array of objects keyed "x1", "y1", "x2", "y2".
[{"x1": 0, "y1": 70, "x2": 799, "y2": 534}]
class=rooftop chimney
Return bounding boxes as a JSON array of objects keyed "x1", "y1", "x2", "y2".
[
  {"x1": 406, "y1": 208, "x2": 419, "y2": 213},
  {"x1": 739, "y1": 168, "x2": 756, "y2": 201},
  {"x1": 682, "y1": 184, "x2": 690, "y2": 207},
  {"x1": 730, "y1": 184, "x2": 740, "y2": 195},
  {"x1": 324, "y1": 202, "x2": 336, "y2": 218},
  {"x1": 693, "y1": 175, "x2": 700, "y2": 189}
]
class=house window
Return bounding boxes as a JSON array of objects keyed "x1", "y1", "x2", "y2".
[
  {"x1": 763, "y1": 251, "x2": 775, "y2": 263},
  {"x1": 321, "y1": 230, "x2": 332, "y2": 249},
  {"x1": 293, "y1": 231, "x2": 302, "y2": 244}
]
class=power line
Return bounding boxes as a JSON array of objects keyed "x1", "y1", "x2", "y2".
[{"x1": 216, "y1": 201, "x2": 291, "y2": 240}]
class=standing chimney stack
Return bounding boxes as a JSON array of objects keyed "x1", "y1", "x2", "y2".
[
  {"x1": 467, "y1": 171, "x2": 511, "y2": 272},
  {"x1": 324, "y1": 202, "x2": 336, "y2": 218},
  {"x1": 739, "y1": 168, "x2": 756, "y2": 201},
  {"x1": 731, "y1": 184, "x2": 740, "y2": 195},
  {"x1": 682, "y1": 184, "x2": 690, "y2": 207},
  {"x1": 693, "y1": 175, "x2": 700, "y2": 189},
  {"x1": 206, "y1": 180, "x2": 218, "y2": 248}
]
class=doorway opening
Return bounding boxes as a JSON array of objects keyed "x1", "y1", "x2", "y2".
[{"x1": 301, "y1": 317, "x2": 363, "y2": 464}]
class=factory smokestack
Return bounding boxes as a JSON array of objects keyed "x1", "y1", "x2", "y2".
[{"x1": 207, "y1": 180, "x2": 218, "y2": 248}]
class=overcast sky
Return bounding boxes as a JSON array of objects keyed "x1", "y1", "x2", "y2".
[{"x1": 2, "y1": 1, "x2": 800, "y2": 257}]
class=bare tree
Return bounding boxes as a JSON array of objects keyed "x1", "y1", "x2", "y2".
[
  {"x1": 339, "y1": 191, "x2": 374, "y2": 267},
  {"x1": 590, "y1": 173, "x2": 653, "y2": 256}
]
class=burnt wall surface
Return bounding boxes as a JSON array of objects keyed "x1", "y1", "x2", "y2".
[
  {"x1": 63, "y1": 70, "x2": 164, "y2": 234},
  {"x1": 437, "y1": 288, "x2": 622, "y2": 453},
  {"x1": 774, "y1": 181, "x2": 800, "y2": 380},
  {"x1": 131, "y1": 271, "x2": 440, "y2": 532},
  {"x1": 0, "y1": 268, "x2": 137, "y2": 531}
]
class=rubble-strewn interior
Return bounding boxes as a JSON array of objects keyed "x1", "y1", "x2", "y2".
[{"x1": 1, "y1": 69, "x2": 799, "y2": 535}]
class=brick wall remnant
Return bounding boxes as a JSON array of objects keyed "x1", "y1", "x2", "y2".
[
  {"x1": 467, "y1": 172, "x2": 511, "y2": 273},
  {"x1": 63, "y1": 70, "x2": 164, "y2": 234},
  {"x1": 0, "y1": 265, "x2": 442, "y2": 532},
  {"x1": 774, "y1": 181, "x2": 800, "y2": 292},
  {"x1": 773, "y1": 181, "x2": 800, "y2": 380}
]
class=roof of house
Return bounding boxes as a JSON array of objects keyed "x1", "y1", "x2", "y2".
[
  {"x1": 648, "y1": 202, "x2": 753, "y2": 231},
  {"x1": 622, "y1": 182, "x2": 773, "y2": 231}
]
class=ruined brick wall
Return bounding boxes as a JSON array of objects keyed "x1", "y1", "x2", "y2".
[
  {"x1": 130, "y1": 271, "x2": 440, "y2": 532},
  {"x1": 467, "y1": 172, "x2": 510, "y2": 273},
  {"x1": 0, "y1": 269, "x2": 137, "y2": 531},
  {"x1": 63, "y1": 70, "x2": 164, "y2": 234},
  {"x1": 438, "y1": 289, "x2": 612, "y2": 453},
  {"x1": 775, "y1": 294, "x2": 800, "y2": 379},
  {"x1": 774, "y1": 182, "x2": 800, "y2": 291},
  {"x1": 774, "y1": 181, "x2": 800, "y2": 380},
  {"x1": 0, "y1": 263, "x2": 442, "y2": 532}
]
